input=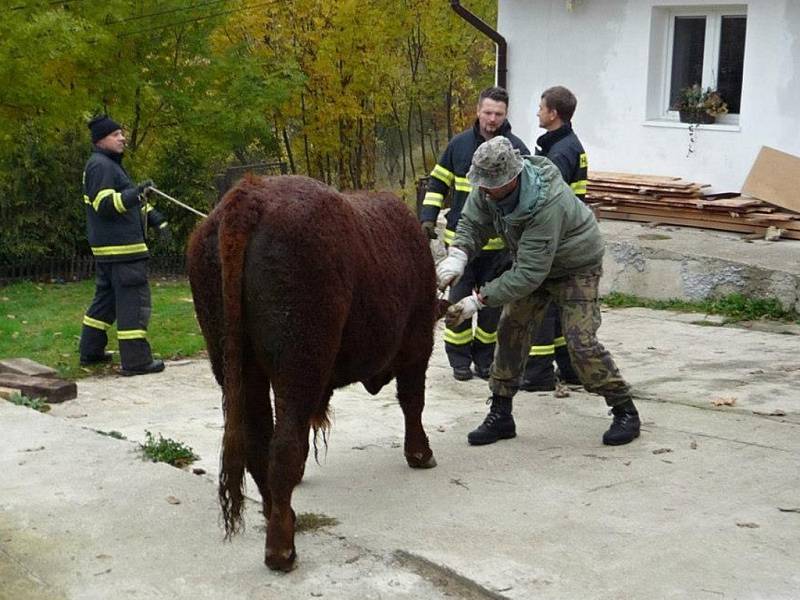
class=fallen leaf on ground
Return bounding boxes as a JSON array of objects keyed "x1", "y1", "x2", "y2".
[
  {"x1": 777, "y1": 507, "x2": 800, "y2": 513},
  {"x1": 736, "y1": 522, "x2": 759, "y2": 528},
  {"x1": 166, "y1": 496, "x2": 181, "y2": 505},
  {"x1": 711, "y1": 397, "x2": 736, "y2": 406},
  {"x1": 690, "y1": 440, "x2": 698, "y2": 449},
  {"x1": 652, "y1": 448, "x2": 672, "y2": 455}
]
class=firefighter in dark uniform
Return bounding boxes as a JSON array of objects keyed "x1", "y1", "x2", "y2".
[
  {"x1": 78, "y1": 115, "x2": 170, "y2": 376},
  {"x1": 420, "y1": 87, "x2": 530, "y2": 382},
  {"x1": 521, "y1": 86, "x2": 588, "y2": 391}
]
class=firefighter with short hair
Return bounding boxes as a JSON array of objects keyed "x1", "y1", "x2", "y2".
[{"x1": 420, "y1": 86, "x2": 530, "y2": 382}]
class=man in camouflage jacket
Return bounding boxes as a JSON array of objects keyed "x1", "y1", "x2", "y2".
[{"x1": 436, "y1": 136, "x2": 641, "y2": 447}]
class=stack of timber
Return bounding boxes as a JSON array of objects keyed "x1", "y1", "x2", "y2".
[{"x1": 587, "y1": 171, "x2": 800, "y2": 240}]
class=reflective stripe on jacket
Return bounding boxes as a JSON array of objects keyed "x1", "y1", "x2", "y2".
[
  {"x1": 421, "y1": 120, "x2": 530, "y2": 252},
  {"x1": 82, "y1": 147, "x2": 166, "y2": 262},
  {"x1": 535, "y1": 123, "x2": 588, "y2": 201}
]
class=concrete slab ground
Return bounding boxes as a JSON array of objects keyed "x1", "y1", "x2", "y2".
[{"x1": 3, "y1": 306, "x2": 800, "y2": 599}]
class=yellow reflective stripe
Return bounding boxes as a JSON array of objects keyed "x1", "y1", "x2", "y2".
[
  {"x1": 481, "y1": 236, "x2": 505, "y2": 251},
  {"x1": 443, "y1": 229, "x2": 505, "y2": 250},
  {"x1": 92, "y1": 189, "x2": 116, "y2": 212},
  {"x1": 83, "y1": 315, "x2": 111, "y2": 331},
  {"x1": 454, "y1": 176, "x2": 472, "y2": 192},
  {"x1": 431, "y1": 164, "x2": 454, "y2": 186},
  {"x1": 159, "y1": 221, "x2": 168, "y2": 229},
  {"x1": 443, "y1": 327, "x2": 473, "y2": 345},
  {"x1": 554, "y1": 336, "x2": 567, "y2": 348},
  {"x1": 91, "y1": 243, "x2": 148, "y2": 256},
  {"x1": 474, "y1": 327, "x2": 496, "y2": 344},
  {"x1": 571, "y1": 180, "x2": 587, "y2": 195},
  {"x1": 529, "y1": 344, "x2": 555, "y2": 356},
  {"x1": 144, "y1": 203, "x2": 155, "y2": 213},
  {"x1": 423, "y1": 192, "x2": 445, "y2": 208},
  {"x1": 83, "y1": 194, "x2": 91, "y2": 205},
  {"x1": 117, "y1": 329, "x2": 147, "y2": 340},
  {"x1": 579, "y1": 153, "x2": 588, "y2": 168}
]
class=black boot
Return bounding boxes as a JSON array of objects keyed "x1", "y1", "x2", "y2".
[
  {"x1": 120, "y1": 359, "x2": 166, "y2": 377},
  {"x1": 602, "y1": 400, "x2": 641, "y2": 446},
  {"x1": 467, "y1": 396, "x2": 516, "y2": 446}
]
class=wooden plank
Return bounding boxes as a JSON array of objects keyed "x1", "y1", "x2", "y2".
[
  {"x1": 0, "y1": 357, "x2": 58, "y2": 379},
  {"x1": 589, "y1": 171, "x2": 684, "y2": 183},
  {"x1": 0, "y1": 373, "x2": 77, "y2": 403},
  {"x1": 741, "y1": 146, "x2": 800, "y2": 213}
]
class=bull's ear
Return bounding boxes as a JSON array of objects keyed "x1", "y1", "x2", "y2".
[{"x1": 435, "y1": 298, "x2": 451, "y2": 321}]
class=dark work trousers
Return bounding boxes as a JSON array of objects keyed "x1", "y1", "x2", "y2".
[
  {"x1": 445, "y1": 249, "x2": 510, "y2": 371},
  {"x1": 78, "y1": 260, "x2": 154, "y2": 370},
  {"x1": 523, "y1": 301, "x2": 580, "y2": 385}
]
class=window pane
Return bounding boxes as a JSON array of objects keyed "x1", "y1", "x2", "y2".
[
  {"x1": 717, "y1": 15, "x2": 746, "y2": 114},
  {"x1": 670, "y1": 16, "x2": 706, "y2": 107}
]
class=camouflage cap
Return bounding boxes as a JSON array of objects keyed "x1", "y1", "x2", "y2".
[{"x1": 467, "y1": 136, "x2": 524, "y2": 189}]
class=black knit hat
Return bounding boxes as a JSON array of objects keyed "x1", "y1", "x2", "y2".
[{"x1": 88, "y1": 115, "x2": 122, "y2": 143}]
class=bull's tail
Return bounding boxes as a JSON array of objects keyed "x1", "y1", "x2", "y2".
[{"x1": 216, "y1": 180, "x2": 263, "y2": 538}]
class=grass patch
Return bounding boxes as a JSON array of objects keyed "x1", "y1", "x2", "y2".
[
  {"x1": 138, "y1": 430, "x2": 198, "y2": 468},
  {"x1": 295, "y1": 512, "x2": 340, "y2": 532},
  {"x1": 5, "y1": 392, "x2": 50, "y2": 413},
  {"x1": 0, "y1": 278, "x2": 205, "y2": 380},
  {"x1": 602, "y1": 292, "x2": 798, "y2": 323}
]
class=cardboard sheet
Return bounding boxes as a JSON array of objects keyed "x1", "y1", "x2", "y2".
[{"x1": 741, "y1": 146, "x2": 800, "y2": 213}]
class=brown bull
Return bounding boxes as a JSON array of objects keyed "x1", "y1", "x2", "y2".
[{"x1": 186, "y1": 175, "x2": 439, "y2": 571}]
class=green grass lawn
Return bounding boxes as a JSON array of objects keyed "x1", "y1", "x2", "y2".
[{"x1": 0, "y1": 278, "x2": 205, "y2": 380}]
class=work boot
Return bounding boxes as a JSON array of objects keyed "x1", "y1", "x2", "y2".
[
  {"x1": 602, "y1": 400, "x2": 641, "y2": 446},
  {"x1": 472, "y1": 364, "x2": 491, "y2": 380},
  {"x1": 453, "y1": 367, "x2": 473, "y2": 382},
  {"x1": 80, "y1": 351, "x2": 113, "y2": 367},
  {"x1": 555, "y1": 368, "x2": 581, "y2": 386},
  {"x1": 520, "y1": 379, "x2": 555, "y2": 392},
  {"x1": 120, "y1": 359, "x2": 166, "y2": 377},
  {"x1": 467, "y1": 396, "x2": 516, "y2": 446}
]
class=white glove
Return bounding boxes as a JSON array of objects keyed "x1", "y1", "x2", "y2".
[
  {"x1": 445, "y1": 290, "x2": 485, "y2": 328},
  {"x1": 436, "y1": 246, "x2": 468, "y2": 291}
]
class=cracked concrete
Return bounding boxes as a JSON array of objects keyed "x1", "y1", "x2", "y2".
[{"x1": 600, "y1": 220, "x2": 800, "y2": 311}]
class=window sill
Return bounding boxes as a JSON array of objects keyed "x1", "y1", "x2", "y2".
[{"x1": 643, "y1": 119, "x2": 741, "y2": 132}]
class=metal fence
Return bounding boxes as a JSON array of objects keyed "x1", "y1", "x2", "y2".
[
  {"x1": 213, "y1": 161, "x2": 288, "y2": 201},
  {"x1": 0, "y1": 254, "x2": 187, "y2": 286}
]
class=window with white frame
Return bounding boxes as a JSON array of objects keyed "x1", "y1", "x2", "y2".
[{"x1": 647, "y1": 6, "x2": 747, "y2": 122}]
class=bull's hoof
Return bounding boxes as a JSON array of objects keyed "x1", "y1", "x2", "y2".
[
  {"x1": 405, "y1": 452, "x2": 437, "y2": 469},
  {"x1": 265, "y1": 547, "x2": 297, "y2": 572}
]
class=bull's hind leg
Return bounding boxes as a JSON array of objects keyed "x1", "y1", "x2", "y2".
[
  {"x1": 263, "y1": 390, "x2": 316, "y2": 572},
  {"x1": 396, "y1": 360, "x2": 437, "y2": 469},
  {"x1": 242, "y1": 354, "x2": 274, "y2": 521}
]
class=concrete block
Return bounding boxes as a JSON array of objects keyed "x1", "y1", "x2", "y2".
[
  {"x1": 0, "y1": 373, "x2": 76, "y2": 403},
  {"x1": 0, "y1": 357, "x2": 58, "y2": 379},
  {"x1": 0, "y1": 386, "x2": 22, "y2": 400}
]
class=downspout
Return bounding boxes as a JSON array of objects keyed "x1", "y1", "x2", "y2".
[{"x1": 449, "y1": 0, "x2": 507, "y2": 89}]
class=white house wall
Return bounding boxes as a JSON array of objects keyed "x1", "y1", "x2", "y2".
[{"x1": 497, "y1": 0, "x2": 800, "y2": 192}]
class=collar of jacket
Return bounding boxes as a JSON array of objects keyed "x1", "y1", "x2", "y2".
[
  {"x1": 92, "y1": 145, "x2": 123, "y2": 164},
  {"x1": 500, "y1": 157, "x2": 566, "y2": 225},
  {"x1": 536, "y1": 122, "x2": 573, "y2": 154},
  {"x1": 471, "y1": 118, "x2": 514, "y2": 142}
]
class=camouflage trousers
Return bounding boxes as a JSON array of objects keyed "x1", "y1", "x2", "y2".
[{"x1": 489, "y1": 268, "x2": 632, "y2": 407}]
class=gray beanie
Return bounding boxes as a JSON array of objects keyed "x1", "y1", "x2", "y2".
[{"x1": 467, "y1": 136, "x2": 524, "y2": 189}]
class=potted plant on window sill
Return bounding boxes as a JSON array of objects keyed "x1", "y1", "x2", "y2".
[{"x1": 672, "y1": 84, "x2": 729, "y2": 125}]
